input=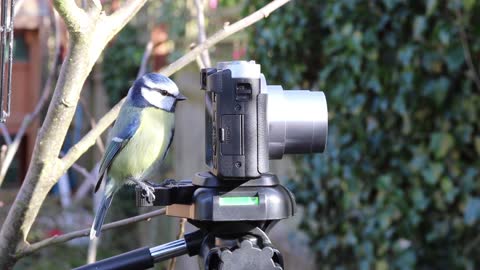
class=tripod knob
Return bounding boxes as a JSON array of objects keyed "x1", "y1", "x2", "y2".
[{"x1": 206, "y1": 239, "x2": 283, "y2": 270}]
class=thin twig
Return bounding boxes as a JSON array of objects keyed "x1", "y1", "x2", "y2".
[
  {"x1": 62, "y1": 99, "x2": 124, "y2": 169},
  {"x1": 58, "y1": 151, "x2": 92, "y2": 180},
  {"x1": 137, "y1": 41, "x2": 154, "y2": 78},
  {"x1": 194, "y1": 0, "x2": 211, "y2": 67},
  {"x1": 190, "y1": 43, "x2": 206, "y2": 69},
  {"x1": 106, "y1": 0, "x2": 148, "y2": 41},
  {"x1": 79, "y1": 97, "x2": 105, "y2": 153},
  {"x1": 0, "y1": 124, "x2": 12, "y2": 145},
  {"x1": 159, "y1": 0, "x2": 290, "y2": 76},
  {"x1": 0, "y1": 145, "x2": 7, "y2": 168},
  {"x1": 73, "y1": 163, "x2": 99, "y2": 203},
  {"x1": 60, "y1": 0, "x2": 291, "y2": 170},
  {"x1": 455, "y1": 8, "x2": 480, "y2": 92},
  {"x1": 15, "y1": 208, "x2": 166, "y2": 258},
  {"x1": 70, "y1": 162, "x2": 92, "y2": 179},
  {"x1": 168, "y1": 218, "x2": 186, "y2": 270},
  {"x1": 53, "y1": 0, "x2": 89, "y2": 34}
]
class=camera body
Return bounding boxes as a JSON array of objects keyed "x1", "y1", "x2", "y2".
[
  {"x1": 201, "y1": 61, "x2": 328, "y2": 180},
  {"x1": 201, "y1": 61, "x2": 268, "y2": 179}
]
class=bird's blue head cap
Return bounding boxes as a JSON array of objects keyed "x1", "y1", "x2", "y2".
[{"x1": 128, "y1": 73, "x2": 187, "y2": 112}]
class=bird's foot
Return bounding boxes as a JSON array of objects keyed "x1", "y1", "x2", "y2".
[
  {"x1": 142, "y1": 184, "x2": 156, "y2": 203},
  {"x1": 133, "y1": 180, "x2": 156, "y2": 203}
]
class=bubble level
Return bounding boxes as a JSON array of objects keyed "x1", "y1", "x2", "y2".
[{"x1": 219, "y1": 196, "x2": 259, "y2": 206}]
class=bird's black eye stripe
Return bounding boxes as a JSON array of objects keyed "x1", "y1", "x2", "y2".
[
  {"x1": 157, "y1": 89, "x2": 175, "y2": 97},
  {"x1": 159, "y1": 90, "x2": 168, "y2": 96}
]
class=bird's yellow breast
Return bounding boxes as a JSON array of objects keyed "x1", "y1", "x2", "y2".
[{"x1": 109, "y1": 107, "x2": 174, "y2": 181}]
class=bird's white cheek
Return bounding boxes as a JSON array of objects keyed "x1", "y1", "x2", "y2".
[{"x1": 141, "y1": 88, "x2": 164, "y2": 108}]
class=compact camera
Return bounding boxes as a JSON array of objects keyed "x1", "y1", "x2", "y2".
[{"x1": 201, "y1": 61, "x2": 328, "y2": 179}]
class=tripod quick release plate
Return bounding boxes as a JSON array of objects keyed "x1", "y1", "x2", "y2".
[
  {"x1": 135, "y1": 179, "x2": 197, "y2": 207},
  {"x1": 135, "y1": 173, "x2": 296, "y2": 222}
]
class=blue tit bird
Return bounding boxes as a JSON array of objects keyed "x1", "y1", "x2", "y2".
[{"x1": 89, "y1": 73, "x2": 186, "y2": 240}]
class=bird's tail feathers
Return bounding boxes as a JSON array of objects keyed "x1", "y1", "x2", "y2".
[{"x1": 89, "y1": 192, "x2": 115, "y2": 240}]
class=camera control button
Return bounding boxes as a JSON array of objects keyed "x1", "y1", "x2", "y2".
[
  {"x1": 219, "y1": 128, "x2": 225, "y2": 142},
  {"x1": 236, "y1": 83, "x2": 252, "y2": 101}
]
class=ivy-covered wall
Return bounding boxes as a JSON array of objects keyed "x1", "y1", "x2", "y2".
[{"x1": 247, "y1": 0, "x2": 480, "y2": 268}]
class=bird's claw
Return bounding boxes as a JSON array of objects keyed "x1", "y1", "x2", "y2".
[
  {"x1": 143, "y1": 185, "x2": 156, "y2": 203},
  {"x1": 134, "y1": 180, "x2": 155, "y2": 203}
]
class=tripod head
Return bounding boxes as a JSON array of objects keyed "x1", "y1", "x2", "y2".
[{"x1": 75, "y1": 61, "x2": 328, "y2": 270}]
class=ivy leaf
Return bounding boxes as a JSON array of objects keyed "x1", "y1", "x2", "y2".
[
  {"x1": 444, "y1": 45, "x2": 464, "y2": 72},
  {"x1": 422, "y1": 77, "x2": 450, "y2": 106},
  {"x1": 421, "y1": 163, "x2": 444, "y2": 185},
  {"x1": 398, "y1": 46, "x2": 415, "y2": 67},
  {"x1": 393, "y1": 94, "x2": 407, "y2": 114},
  {"x1": 413, "y1": 16, "x2": 427, "y2": 41},
  {"x1": 464, "y1": 197, "x2": 480, "y2": 225},
  {"x1": 412, "y1": 188, "x2": 429, "y2": 209},
  {"x1": 429, "y1": 132, "x2": 454, "y2": 158}
]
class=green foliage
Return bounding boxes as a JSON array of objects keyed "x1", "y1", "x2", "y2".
[
  {"x1": 247, "y1": 0, "x2": 480, "y2": 268},
  {"x1": 102, "y1": 25, "x2": 145, "y2": 106}
]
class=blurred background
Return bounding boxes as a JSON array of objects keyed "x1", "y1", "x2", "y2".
[{"x1": 0, "y1": 0, "x2": 480, "y2": 269}]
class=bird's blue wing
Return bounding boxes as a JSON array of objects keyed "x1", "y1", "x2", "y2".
[
  {"x1": 161, "y1": 128, "x2": 175, "y2": 161},
  {"x1": 94, "y1": 109, "x2": 141, "y2": 192}
]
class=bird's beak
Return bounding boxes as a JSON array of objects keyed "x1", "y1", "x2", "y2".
[{"x1": 176, "y1": 93, "x2": 187, "y2": 101}]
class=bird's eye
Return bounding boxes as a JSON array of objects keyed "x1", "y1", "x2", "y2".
[{"x1": 160, "y1": 90, "x2": 168, "y2": 96}]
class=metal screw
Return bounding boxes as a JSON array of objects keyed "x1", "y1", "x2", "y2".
[{"x1": 234, "y1": 161, "x2": 242, "y2": 168}]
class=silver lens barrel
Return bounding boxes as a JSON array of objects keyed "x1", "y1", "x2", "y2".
[{"x1": 267, "y1": 85, "x2": 328, "y2": 159}]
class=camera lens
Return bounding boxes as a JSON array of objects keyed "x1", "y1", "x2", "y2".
[{"x1": 267, "y1": 86, "x2": 328, "y2": 159}]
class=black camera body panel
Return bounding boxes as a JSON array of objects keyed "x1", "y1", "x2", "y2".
[{"x1": 201, "y1": 68, "x2": 268, "y2": 179}]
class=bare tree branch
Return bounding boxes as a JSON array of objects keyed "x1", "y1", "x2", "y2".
[
  {"x1": 79, "y1": 97, "x2": 105, "y2": 153},
  {"x1": 85, "y1": 0, "x2": 102, "y2": 16},
  {"x1": 60, "y1": 0, "x2": 291, "y2": 169},
  {"x1": 137, "y1": 41, "x2": 154, "y2": 78},
  {"x1": 0, "y1": 0, "x2": 152, "y2": 267},
  {"x1": 106, "y1": 0, "x2": 148, "y2": 40},
  {"x1": 194, "y1": 0, "x2": 211, "y2": 67},
  {"x1": 190, "y1": 43, "x2": 206, "y2": 69},
  {"x1": 73, "y1": 163, "x2": 99, "y2": 203},
  {"x1": 15, "y1": 208, "x2": 166, "y2": 258},
  {"x1": 159, "y1": 0, "x2": 290, "y2": 75},
  {"x1": 52, "y1": 0, "x2": 89, "y2": 34},
  {"x1": 62, "y1": 99, "x2": 124, "y2": 169},
  {"x1": 0, "y1": 146, "x2": 7, "y2": 170},
  {"x1": 0, "y1": 124, "x2": 12, "y2": 145},
  {"x1": 70, "y1": 162, "x2": 92, "y2": 179}
]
